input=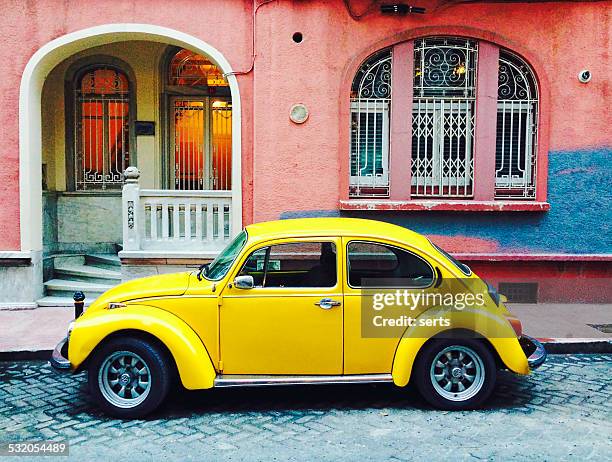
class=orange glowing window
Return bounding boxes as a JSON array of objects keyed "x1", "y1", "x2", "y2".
[
  {"x1": 168, "y1": 49, "x2": 228, "y2": 87},
  {"x1": 74, "y1": 66, "x2": 131, "y2": 190}
]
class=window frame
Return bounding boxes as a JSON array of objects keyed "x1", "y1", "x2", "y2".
[
  {"x1": 494, "y1": 50, "x2": 539, "y2": 200},
  {"x1": 64, "y1": 56, "x2": 137, "y2": 193},
  {"x1": 231, "y1": 237, "x2": 342, "y2": 291},
  {"x1": 345, "y1": 240, "x2": 436, "y2": 290},
  {"x1": 343, "y1": 36, "x2": 547, "y2": 210},
  {"x1": 349, "y1": 49, "x2": 393, "y2": 198}
]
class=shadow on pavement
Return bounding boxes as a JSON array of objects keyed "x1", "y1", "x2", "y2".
[{"x1": 23, "y1": 364, "x2": 537, "y2": 420}]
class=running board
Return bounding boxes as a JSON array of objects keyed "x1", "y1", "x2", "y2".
[{"x1": 213, "y1": 374, "x2": 393, "y2": 388}]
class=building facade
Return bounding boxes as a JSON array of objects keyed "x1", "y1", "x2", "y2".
[{"x1": 0, "y1": 0, "x2": 609, "y2": 307}]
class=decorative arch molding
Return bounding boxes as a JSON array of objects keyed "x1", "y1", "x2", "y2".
[
  {"x1": 64, "y1": 54, "x2": 137, "y2": 88},
  {"x1": 338, "y1": 25, "x2": 550, "y2": 203},
  {"x1": 19, "y1": 23, "x2": 242, "y2": 252}
]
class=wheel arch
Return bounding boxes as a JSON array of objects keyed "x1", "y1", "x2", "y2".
[
  {"x1": 391, "y1": 327, "x2": 529, "y2": 387},
  {"x1": 77, "y1": 329, "x2": 178, "y2": 376},
  {"x1": 68, "y1": 305, "x2": 217, "y2": 390}
]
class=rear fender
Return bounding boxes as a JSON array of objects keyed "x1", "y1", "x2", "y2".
[{"x1": 391, "y1": 308, "x2": 529, "y2": 387}]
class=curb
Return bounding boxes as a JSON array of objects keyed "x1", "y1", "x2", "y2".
[
  {"x1": 0, "y1": 350, "x2": 53, "y2": 361},
  {"x1": 0, "y1": 340, "x2": 610, "y2": 362},
  {"x1": 539, "y1": 339, "x2": 612, "y2": 354}
]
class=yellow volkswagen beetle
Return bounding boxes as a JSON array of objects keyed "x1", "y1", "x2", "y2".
[{"x1": 50, "y1": 218, "x2": 545, "y2": 417}]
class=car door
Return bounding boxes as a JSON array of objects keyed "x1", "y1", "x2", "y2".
[
  {"x1": 342, "y1": 238, "x2": 438, "y2": 374},
  {"x1": 219, "y1": 237, "x2": 343, "y2": 375}
]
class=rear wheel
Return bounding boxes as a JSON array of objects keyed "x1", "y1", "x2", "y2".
[
  {"x1": 88, "y1": 337, "x2": 172, "y2": 418},
  {"x1": 414, "y1": 338, "x2": 496, "y2": 410}
]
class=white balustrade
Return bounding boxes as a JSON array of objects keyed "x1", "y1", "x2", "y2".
[{"x1": 122, "y1": 167, "x2": 232, "y2": 255}]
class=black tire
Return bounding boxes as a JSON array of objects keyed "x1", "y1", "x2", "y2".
[
  {"x1": 413, "y1": 338, "x2": 496, "y2": 410},
  {"x1": 88, "y1": 337, "x2": 172, "y2": 418}
]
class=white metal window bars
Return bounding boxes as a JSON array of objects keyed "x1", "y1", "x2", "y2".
[
  {"x1": 412, "y1": 38, "x2": 477, "y2": 198},
  {"x1": 495, "y1": 51, "x2": 538, "y2": 199},
  {"x1": 75, "y1": 66, "x2": 130, "y2": 190},
  {"x1": 349, "y1": 50, "x2": 392, "y2": 198}
]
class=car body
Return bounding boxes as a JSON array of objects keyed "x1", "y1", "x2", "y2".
[{"x1": 51, "y1": 218, "x2": 546, "y2": 417}]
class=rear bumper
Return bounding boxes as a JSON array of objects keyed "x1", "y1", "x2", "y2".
[
  {"x1": 49, "y1": 336, "x2": 71, "y2": 372},
  {"x1": 519, "y1": 335, "x2": 547, "y2": 370}
]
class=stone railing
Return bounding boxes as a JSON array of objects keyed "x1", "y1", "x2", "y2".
[{"x1": 122, "y1": 167, "x2": 232, "y2": 256}]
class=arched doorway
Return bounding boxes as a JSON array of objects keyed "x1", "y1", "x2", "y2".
[{"x1": 19, "y1": 24, "x2": 242, "y2": 302}]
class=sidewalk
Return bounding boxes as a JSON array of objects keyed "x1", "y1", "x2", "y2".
[{"x1": 0, "y1": 303, "x2": 610, "y2": 356}]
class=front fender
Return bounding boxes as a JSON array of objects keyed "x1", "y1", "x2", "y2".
[
  {"x1": 391, "y1": 308, "x2": 529, "y2": 387},
  {"x1": 68, "y1": 305, "x2": 216, "y2": 390}
]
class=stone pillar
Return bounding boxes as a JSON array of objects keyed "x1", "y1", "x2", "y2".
[
  {"x1": 473, "y1": 42, "x2": 500, "y2": 200},
  {"x1": 122, "y1": 167, "x2": 141, "y2": 252},
  {"x1": 389, "y1": 41, "x2": 414, "y2": 200}
]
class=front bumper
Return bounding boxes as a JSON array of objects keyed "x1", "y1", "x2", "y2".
[
  {"x1": 49, "y1": 336, "x2": 71, "y2": 371},
  {"x1": 519, "y1": 335, "x2": 547, "y2": 370}
]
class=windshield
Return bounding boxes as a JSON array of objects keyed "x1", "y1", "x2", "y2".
[
  {"x1": 205, "y1": 230, "x2": 248, "y2": 281},
  {"x1": 432, "y1": 242, "x2": 472, "y2": 276}
]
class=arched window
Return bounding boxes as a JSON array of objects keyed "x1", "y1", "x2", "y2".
[
  {"x1": 168, "y1": 48, "x2": 227, "y2": 87},
  {"x1": 74, "y1": 65, "x2": 131, "y2": 190},
  {"x1": 412, "y1": 37, "x2": 477, "y2": 198},
  {"x1": 349, "y1": 49, "x2": 392, "y2": 197},
  {"x1": 347, "y1": 37, "x2": 543, "y2": 206},
  {"x1": 166, "y1": 48, "x2": 232, "y2": 191},
  {"x1": 495, "y1": 51, "x2": 539, "y2": 199}
]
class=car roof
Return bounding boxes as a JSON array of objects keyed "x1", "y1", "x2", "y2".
[{"x1": 245, "y1": 217, "x2": 431, "y2": 248}]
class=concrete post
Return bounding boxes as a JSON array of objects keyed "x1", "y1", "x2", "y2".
[{"x1": 122, "y1": 167, "x2": 141, "y2": 252}]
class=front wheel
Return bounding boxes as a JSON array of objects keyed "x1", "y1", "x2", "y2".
[
  {"x1": 414, "y1": 338, "x2": 496, "y2": 410},
  {"x1": 88, "y1": 337, "x2": 172, "y2": 418}
]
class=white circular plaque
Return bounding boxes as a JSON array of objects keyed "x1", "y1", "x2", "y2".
[{"x1": 289, "y1": 103, "x2": 309, "y2": 124}]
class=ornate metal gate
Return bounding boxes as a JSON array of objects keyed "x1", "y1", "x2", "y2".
[
  {"x1": 411, "y1": 38, "x2": 477, "y2": 198},
  {"x1": 171, "y1": 98, "x2": 232, "y2": 191}
]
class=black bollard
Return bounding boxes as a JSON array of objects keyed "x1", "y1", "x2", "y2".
[{"x1": 73, "y1": 291, "x2": 85, "y2": 318}]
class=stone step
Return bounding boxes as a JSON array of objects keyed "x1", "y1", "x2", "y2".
[
  {"x1": 54, "y1": 264, "x2": 121, "y2": 285},
  {"x1": 52, "y1": 255, "x2": 86, "y2": 268},
  {"x1": 85, "y1": 254, "x2": 121, "y2": 270},
  {"x1": 43, "y1": 278, "x2": 114, "y2": 299}
]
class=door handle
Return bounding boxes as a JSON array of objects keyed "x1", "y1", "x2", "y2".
[{"x1": 315, "y1": 298, "x2": 341, "y2": 310}]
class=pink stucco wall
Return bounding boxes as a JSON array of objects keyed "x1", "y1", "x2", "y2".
[
  {"x1": 0, "y1": 0, "x2": 609, "y2": 249},
  {"x1": 250, "y1": 0, "x2": 610, "y2": 222}
]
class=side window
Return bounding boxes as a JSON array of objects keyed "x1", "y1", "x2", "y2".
[
  {"x1": 347, "y1": 242, "x2": 434, "y2": 288},
  {"x1": 238, "y1": 242, "x2": 337, "y2": 288},
  {"x1": 238, "y1": 247, "x2": 269, "y2": 287}
]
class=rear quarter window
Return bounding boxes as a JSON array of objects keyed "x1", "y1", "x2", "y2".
[{"x1": 347, "y1": 241, "x2": 434, "y2": 288}]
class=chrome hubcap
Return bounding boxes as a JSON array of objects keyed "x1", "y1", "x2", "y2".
[
  {"x1": 98, "y1": 351, "x2": 151, "y2": 409},
  {"x1": 430, "y1": 345, "x2": 485, "y2": 402}
]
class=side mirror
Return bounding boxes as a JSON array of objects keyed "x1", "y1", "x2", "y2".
[{"x1": 234, "y1": 275, "x2": 254, "y2": 289}]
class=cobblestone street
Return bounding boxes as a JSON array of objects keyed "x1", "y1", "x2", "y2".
[{"x1": 1, "y1": 355, "x2": 610, "y2": 461}]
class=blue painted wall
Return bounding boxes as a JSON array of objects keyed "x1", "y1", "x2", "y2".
[{"x1": 280, "y1": 148, "x2": 612, "y2": 254}]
